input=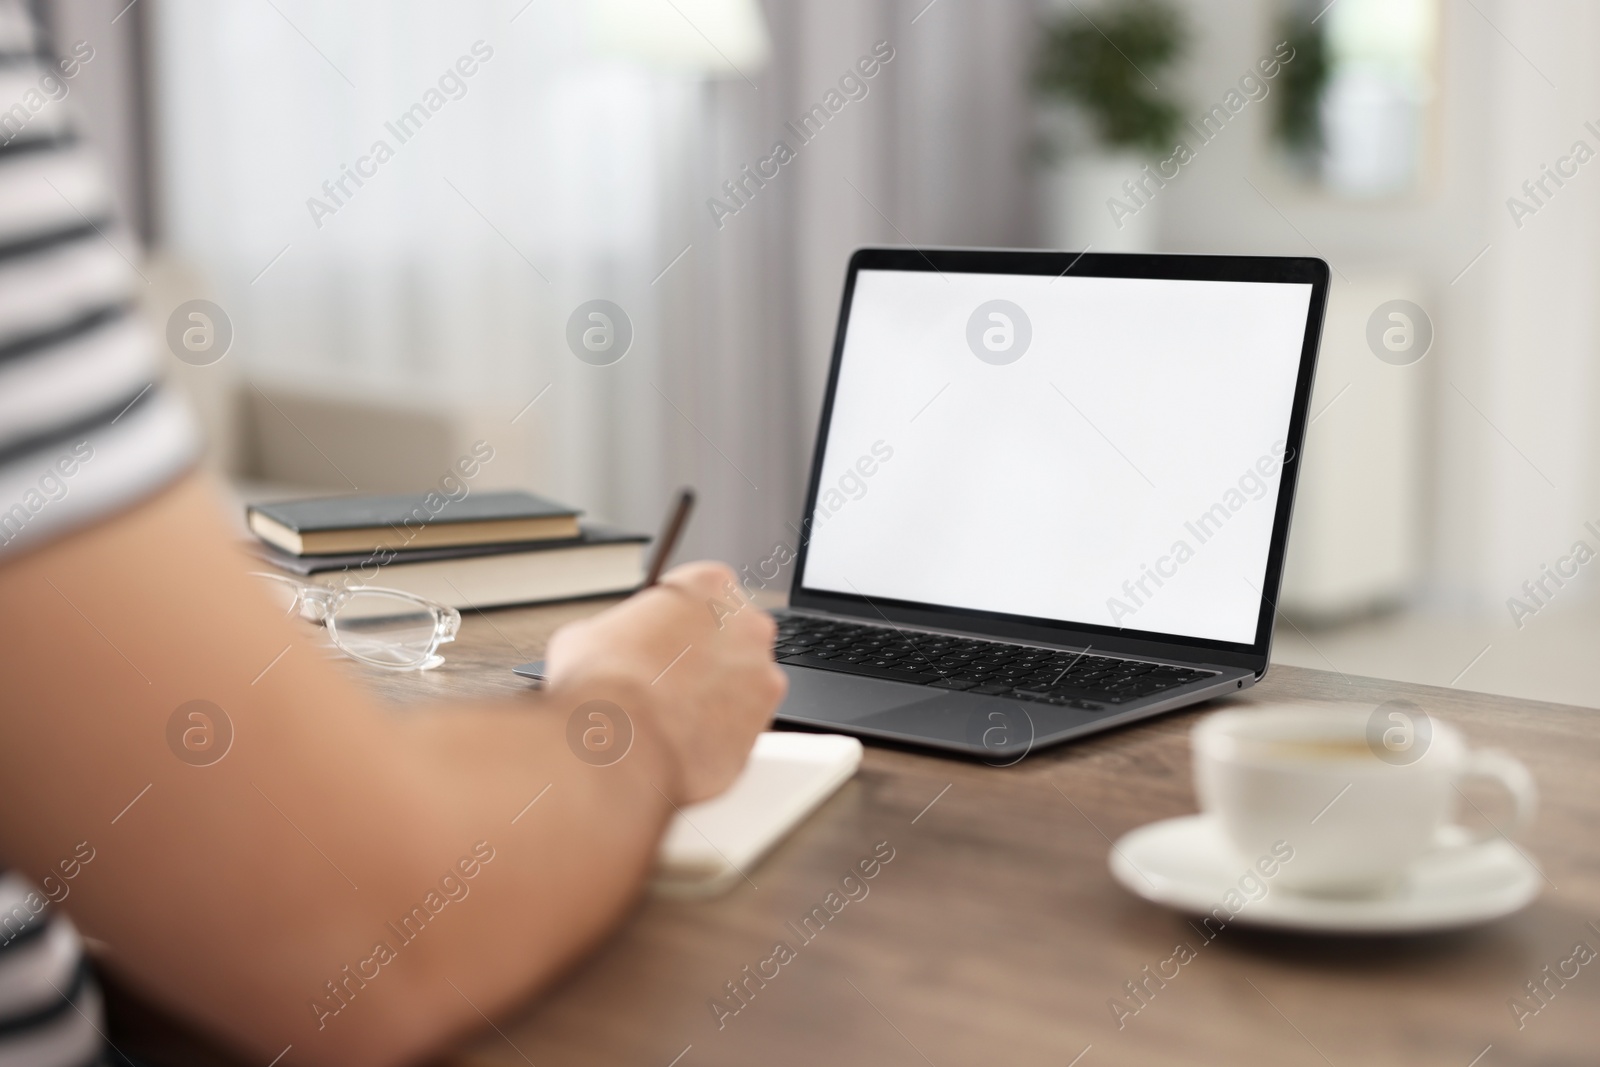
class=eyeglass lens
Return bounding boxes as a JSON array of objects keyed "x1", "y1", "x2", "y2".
[{"x1": 329, "y1": 590, "x2": 440, "y2": 668}]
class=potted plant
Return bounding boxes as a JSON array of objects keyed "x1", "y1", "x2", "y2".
[
  {"x1": 1271, "y1": 6, "x2": 1330, "y2": 174},
  {"x1": 1034, "y1": 0, "x2": 1188, "y2": 252}
]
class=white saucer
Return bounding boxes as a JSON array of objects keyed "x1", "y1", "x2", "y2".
[{"x1": 1109, "y1": 814, "x2": 1542, "y2": 935}]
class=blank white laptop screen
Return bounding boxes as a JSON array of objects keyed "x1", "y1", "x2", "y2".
[{"x1": 799, "y1": 268, "x2": 1314, "y2": 645}]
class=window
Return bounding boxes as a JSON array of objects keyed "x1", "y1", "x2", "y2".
[{"x1": 1277, "y1": 0, "x2": 1438, "y2": 197}]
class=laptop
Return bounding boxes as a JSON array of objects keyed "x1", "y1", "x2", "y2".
[
  {"x1": 765, "y1": 247, "x2": 1327, "y2": 762},
  {"x1": 520, "y1": 247, "x2": 1329, "y2": 764}
]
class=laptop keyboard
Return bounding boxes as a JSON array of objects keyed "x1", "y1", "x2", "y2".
[{"x1": 773, "y1": 615, "x2": 1216, "y2": 708}]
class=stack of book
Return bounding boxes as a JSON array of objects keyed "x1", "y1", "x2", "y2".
[{"x1": 247, "y1": 490, "x2": 648, "y2": 609}]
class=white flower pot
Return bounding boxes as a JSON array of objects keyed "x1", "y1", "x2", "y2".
[{"x1": 1041, "y1": 148, "x2": 1161, "y2": 253}]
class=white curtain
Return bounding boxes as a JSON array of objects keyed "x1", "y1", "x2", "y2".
[{"x1": 151, "y1": 0, "x2": 1038, "y2": 568}]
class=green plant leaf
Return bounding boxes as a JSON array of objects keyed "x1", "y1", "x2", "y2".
[{"x1": 1033, "y1": 0, "x2": 1190, "y2": 155}]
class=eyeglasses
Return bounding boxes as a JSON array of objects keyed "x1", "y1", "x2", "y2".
[{"x1": 252, "y1": 573, "x2": 460, "y2": 671}]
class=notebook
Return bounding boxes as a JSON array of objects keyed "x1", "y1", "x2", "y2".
[
  {"x1": 248, "y1": 490, "x2": 581, "y2": 555},
  {"x1": 653, "y1": 732, "x2": 863, "y2": 898},
  {"x1": 251, "y1": 525, "x2": 647, "y2": 609}
]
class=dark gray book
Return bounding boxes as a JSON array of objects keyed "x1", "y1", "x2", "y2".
[
  {"x1": 247, "y1": 490, "x2": 581, "y2": 555},
  {"x1": 251, "y1": 525, "x2": 649, "y2": 609}
]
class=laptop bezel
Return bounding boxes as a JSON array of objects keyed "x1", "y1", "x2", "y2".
[{"x1": 785, "y1": 246, "x2": 1331, "y2": 675}]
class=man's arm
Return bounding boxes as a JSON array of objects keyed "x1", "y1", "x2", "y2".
[{"x1": 0, "y1": 472, "x2": 782, "y2": 1066}]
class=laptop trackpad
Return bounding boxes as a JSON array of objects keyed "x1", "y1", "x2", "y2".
[
  {"x1": 852, "y1": 693, "x2": 1092, "y2": 751},
  {"x1": 777, "y1": 665, "x2": 936, "y2": 724},
  {"x1": 777, "y1": 666, "x2": 1093, "y2": 755}
]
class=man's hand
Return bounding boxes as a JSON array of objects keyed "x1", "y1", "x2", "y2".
[{"x1": 542, "y1": 561, "x2": 786, "y2": 803}]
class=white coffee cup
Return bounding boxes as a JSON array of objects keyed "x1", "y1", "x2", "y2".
[{"x1": 1192, "y1": 704, "x2": 1536, "y2": 896}]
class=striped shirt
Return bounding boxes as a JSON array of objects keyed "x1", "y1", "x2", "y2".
[
  {"x1": 0, "y1": 2, "x2": 195, "y2": 559},
  {"x1": 0, "y1": 875, "x2": 103, "y2": 1067},
  {"x1": 1, "y1": 2, "x2": 198, "y2": 1063}
]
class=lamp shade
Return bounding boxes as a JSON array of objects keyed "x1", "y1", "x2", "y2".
[{"x1": 587, "y1": 0, "x2": 771, "y2": 76}]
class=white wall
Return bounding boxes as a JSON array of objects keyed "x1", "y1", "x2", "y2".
[{"x1": 1160, "y1": 0, "x2": 1600, "y2": 614}]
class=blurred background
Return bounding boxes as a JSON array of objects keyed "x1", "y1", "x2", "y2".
[{"x1": 31, "y1": 0, "x2": 1600, "y2": 707}]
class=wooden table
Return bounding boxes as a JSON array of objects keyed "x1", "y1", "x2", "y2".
[{"x1": 112, "y1": 597, "x2": 1600, "y2": 1066}]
